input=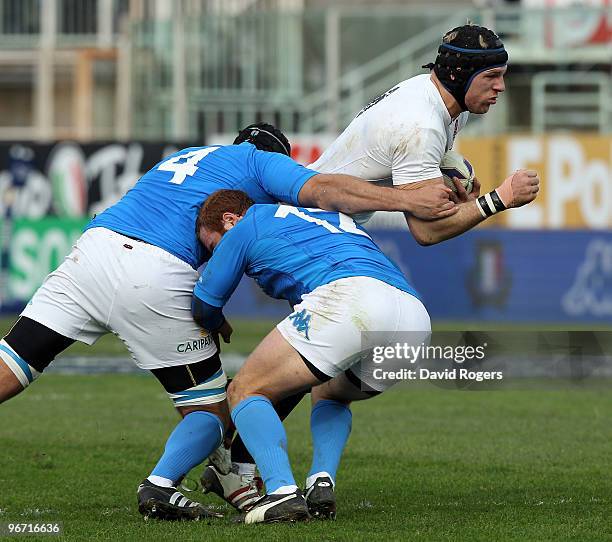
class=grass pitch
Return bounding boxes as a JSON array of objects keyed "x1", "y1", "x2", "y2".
[
  {"x1": 1, "y1": 315, "x2": 608, "y2": 358},
  {"x1": 1, "y1": 374, "x2": 611, "y2": 541}
]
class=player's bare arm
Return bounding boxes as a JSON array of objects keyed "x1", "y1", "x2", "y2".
[
  {"x1": 406, "y1": 169, "x2": 540, "y2": 246},
  {"x1": 298, "y1": 173, "x2": 458, "y2": 220}
]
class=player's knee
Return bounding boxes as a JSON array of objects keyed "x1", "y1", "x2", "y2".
[
  {"x1": 226, "y1": 378, "x2": 243, "y2": 408},
  {"x1": 0, "y1": 339, "x2": 42, "y2": 394},
  {"x1": 177, "y1": 401, "x2": 231, "y2": 431},
  {"x1": 227, "y1": 375, "x2": 262, "y2": 408},
  {"x1": 227, "y1": 378, "x2": 277, "y2": 410}
]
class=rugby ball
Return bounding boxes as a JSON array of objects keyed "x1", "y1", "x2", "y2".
[{"x1": 440, "y1": 150, "x2": 475, "y2": 194}]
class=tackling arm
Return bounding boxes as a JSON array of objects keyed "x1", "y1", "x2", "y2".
[
  {"x1": 406, "y1": 169, "x2": 540, "y2": 246},
  {"x1": 254, "y1": 147, "x2": 456, "y2": 220},
  {"x1": 298, "y1": 173, "x2": 458, "y2": 221},
  {"x1": 191, "y1": 221, "x2": 253, "y2": 342}
]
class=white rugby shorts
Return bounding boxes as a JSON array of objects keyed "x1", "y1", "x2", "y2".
[
  {"x1": 276, "y1": 276, "x2": 431, "y2": 391},
  {"x1": 21, "y1": 227, "x2": 217, "y2": 370}
]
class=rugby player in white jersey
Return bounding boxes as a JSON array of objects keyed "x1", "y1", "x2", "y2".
[
  {"x1": 308, "y1": 23, "x2": 539, "y2": 240},
  {"x1": 203, "y1": 23, "x2": 540, "y2": 516}
]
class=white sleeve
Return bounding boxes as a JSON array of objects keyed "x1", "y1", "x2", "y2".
[{"x1": 390, "y1": 120, "x2": 446, "y2": 186}]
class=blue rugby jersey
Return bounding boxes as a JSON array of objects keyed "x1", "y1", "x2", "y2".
[
  {"x1": 194, "y1": 204, "x2": 419, "y2": 309},
  {"x1": 86, "y1": 143, "x2": 318, "y2": 269}
]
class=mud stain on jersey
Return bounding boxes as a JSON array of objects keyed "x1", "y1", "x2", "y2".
[
  {"x1": 394, "y1": 125, "x2": 422, "y2": 158},
  {"x1": 343, "y1": 132, "x2": 360, "y2": 154}
]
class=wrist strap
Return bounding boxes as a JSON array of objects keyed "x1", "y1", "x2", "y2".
[{"x1": 476, "y1": 190, "x2": 507, "y2": 218}]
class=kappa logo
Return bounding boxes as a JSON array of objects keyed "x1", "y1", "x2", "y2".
[
  {"x1": 288, "y1": 309, "x2": 311, "y2": 340},
  {"x1": 562, "y1": 240, "x2": 612, "y2": 316}
]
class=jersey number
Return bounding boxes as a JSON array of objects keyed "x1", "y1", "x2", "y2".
[
  {"x1": 274, "y1": 205, "x2": 371, "y2": 239},
  {"x1": 158, "y1": 147, "x2": 220, "y2": 185}
]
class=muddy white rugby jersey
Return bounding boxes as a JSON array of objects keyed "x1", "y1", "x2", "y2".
[{"x1": 309, "y1": 74, "x2": 469, "y2": 223}]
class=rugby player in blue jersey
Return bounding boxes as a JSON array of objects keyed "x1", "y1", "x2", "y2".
[
  {"x1": 0, "y1": 124, "x2": 457, "y2": 520},
  {"x1": 206, "y1": 24, "x2": 540, "y2": 511},
  {"x1": 192, "y1": 189, "x2": 432, "y2": 523}
]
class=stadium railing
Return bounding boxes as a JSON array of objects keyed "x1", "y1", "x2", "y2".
[
  {"x1": 128, "y1": 4, "x2": 612, "y2": 139},
  {"x1": 0, "y1": 2, "x2": 610, "y2": 140}
]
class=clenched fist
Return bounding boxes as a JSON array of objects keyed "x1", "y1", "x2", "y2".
[
  {"x1": 497, "y1": 169, "x2": 540, "y2": 208},
  {"x1": 402, "y1": 182, "x2": 458, "y2": 220}
]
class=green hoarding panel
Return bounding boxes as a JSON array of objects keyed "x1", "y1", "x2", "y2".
[{"x1": 8, "y1": 218, "x2": 89, "y2": 301}]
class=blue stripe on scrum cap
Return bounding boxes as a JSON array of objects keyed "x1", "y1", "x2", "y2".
[{"x1": 441, "y1": 44, "x2": 506, "y2": 54}]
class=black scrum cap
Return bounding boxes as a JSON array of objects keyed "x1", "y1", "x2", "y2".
[
  {"x1": 234, "y1": 122, "x2": 291, "y2": 156},
  {"x1": 424, "y1": 24, "x2": 508, "y2": 111}
]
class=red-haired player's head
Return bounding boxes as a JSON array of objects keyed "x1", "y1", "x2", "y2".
[{"x1": 197, "y1": 190, "x2": 254, "y2": 253}]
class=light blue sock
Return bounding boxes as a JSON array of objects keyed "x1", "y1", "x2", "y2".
[
  {"x1": 308, "y1": 399, "x2": 352, "y2": 482},
  {"x1": 151, "y1": 411, "x2": 223, "y2": 484},
  {"x1": 231, "y1": 396, "x2": 296, "y2": 493}
]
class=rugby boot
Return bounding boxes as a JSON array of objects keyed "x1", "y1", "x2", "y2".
[
  {"x1": 305, "y1": 475, "x2": 336, "y2": 519},
  {"x1": 240, "y1": 489, "x2": 310, "y2": 524},
  {"x1": 137, "y1": 479, "x2": 223, "y2": 521},
  {"x1": 201, "y1": 464, "x2": 261, "y2": 511}
]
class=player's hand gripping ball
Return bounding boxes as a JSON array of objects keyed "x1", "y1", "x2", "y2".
[{"x1": 440, "y1": 150, "x2": 475, "y2": 194}]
